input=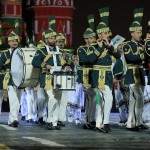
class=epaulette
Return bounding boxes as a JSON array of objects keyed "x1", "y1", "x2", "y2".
[
  {"x1": 122, "y1": 41, "x2": 130, "y2": 45},
  {"x1": 122, "y1": 42, "x2": 131, "y2": 54},
  {"x1": 37, "y1": 46, "x2": 45, "y2": 50},
  {"x1": 1, "y1": 50, "x2": 8, "y2": 53}
]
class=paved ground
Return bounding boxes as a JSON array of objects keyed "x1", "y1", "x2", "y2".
[{"x1": 0, "y1": 113, "x2": 150, "y2": 150}]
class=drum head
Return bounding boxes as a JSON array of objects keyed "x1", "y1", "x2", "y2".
[{"x1": 11, "y1": 47, "x2": 24, "y2": 87}]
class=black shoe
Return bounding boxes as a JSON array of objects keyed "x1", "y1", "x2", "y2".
[
  {"x1": 89, "y1": 121, "x2": 96, "y2": 130},
  {"x1": 26, "y1": 119, "x2": 33, "y2": 123},
  {"x1": 9, "y1": 120, "x2": 18, "y2": 127},
  {"x1": 57, "y1": 121, "x2": 65, "y2": 127},
  {"x1": 139, "y1": 124, "x2": 148, "y2": 129},
  {"x1": 47, "y1": 122, "x2": 61, "y2": 130},
  {"x1": 21, "y1": 116, "x2": 25, "y2": 121},
  {"x1": 83, "y1": 123, "x2": 90, "y2": 129},
  {"x1": 38, "y1": 118, "x2": 46, "y2": 125},
  {"x1": 93, "y1": 127, "x2": 107, "y2": 133},
  {"x1": 119, "y1": 120, "x2": 127, "y2": 124},
  {"x1": 104, "y1": 124, "x2": 111, "y2": 133},
  {"x1": 126, "y1": 126, "x2": 139, "y2": 131}
]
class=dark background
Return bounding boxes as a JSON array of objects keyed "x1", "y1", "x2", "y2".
[
  {"x1": 22, "y1": 0, "x2": 150, "y2": 50},
  {"x1": 72, "y1": 0, "x2": 149, "y2": 50}
]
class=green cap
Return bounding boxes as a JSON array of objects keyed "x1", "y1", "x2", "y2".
[
  {"x1": 56, "y1": 33, "x2": 66, "y2": 40},
  {"x1": 44, "y1": 28, "x2": 57, "y2": 39},
  {"x1": 99, "y1": 7, "x2": 109, "y2": 25},
  {"x1": 87, "y1": 14, "x2": 94, "y2": 31},
  {"x1": 83, "y1": 28, "x2": 96, "y2": 39},
  {"x1": 49, "y1": 16, "x2": 56, "y2": 31},
  {"x1": 8, "y1": 31, "x2": 20, "y2": 42},
  {"x1": 96, "y1": 7, "x2": 110, "y2": 34},
  {"x1": 83, "y1": 14, "x2": 96, "y2": 38},
  {"x1": 129, "y1": 8, "x2": 143, "y2": 32}
]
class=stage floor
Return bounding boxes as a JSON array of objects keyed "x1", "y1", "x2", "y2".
[{"x1": 0, "y1": 113, "x2": 150, "y2": 150}]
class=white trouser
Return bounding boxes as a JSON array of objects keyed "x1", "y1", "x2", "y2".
[
  {"x1": 20, "y1": 90, "x2": 28, "y2": 117},
  {"x1": 37, "y1": 88, "x2": 47, "y2": 120},
  {"x1": 143, "y1": 103, "x2": 150, "y2": 123},
  {"x1": 67, "y1": 106, "x2": 81, "y2": 120},
  {"x1": 67, "y1": 83, "x2": 85, "y2": 121},
  {"x1": 114, "y1": 84, "x2": 128, "y2": 122},
  {"x1": 84, "y1": 87, "x2": 96, "y2": 123},
  {"x1": 142, "y1": 84, "x2": 150, "y2": 123},
  {"x1": 126, "y1": 84, "x2": 144, "y2": 128},
  {"x1": 25, "y1": 88, "x2": 37, "y2": 121},
  {"x1": 46, "y1": 89, "x2": 62, "y2": 126},
  {"x1": 7, "y1": 85, "x2": 21, "y2": 124},
  {"x1": 95, "y1": 85, "x2": 113, "y2": 128},
  {"x1": 58, "y1": 91, "x2": 68, "y2": 122},
  {"x1": 0, "y1": 90, "x2": 3, "y2": 115}
]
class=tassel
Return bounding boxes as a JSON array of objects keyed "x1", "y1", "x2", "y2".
[
  {"x1": 44, "y1": 74, "x2": 52, "y2": 90},
  {"x1": 3, "y1": 72, "x2": 10, "y2": 90}
]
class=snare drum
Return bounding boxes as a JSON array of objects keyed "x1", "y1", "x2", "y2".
[
  {"x1": 11, "y1": 47, "x2": 40, "y2": 88},
  {"x1": 53, "y1": 71, "x2": 75, "y2": 90}
]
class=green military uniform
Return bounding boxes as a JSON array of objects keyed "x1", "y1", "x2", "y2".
[
  {"x1": 32, "y1": 44, "x2": 62, "y2": 88},
  {"x1": 32, "y1": 28, "x2": 66, "y2": 129},
  {"x1": 93, "y1": 7, "x2": 121, "y2": 133},
  {"x1": 92, "y1": 45, "x2": 120, "y2": 89},
  {"x1": 77, "y1": 14, "x2": 99, "y2": 128},
  {"x1": 123, "y1": 40, "x2": 145, "y2": 85},
  {"x1": 123, "y1": 8, "x2": 145, "y2": 130},
  {"x1": 77, "y1": 13, "x2": 98, "y2": 88},
  {"x1": 77, "y1": 44, "x2": 98, "y2": 87},
  {"x1": 56, "y1": 32, "x2": 74, "y2": 126},
  {"x1": 0, "y1": 50, "x2": 13, "y2": 89},
  {"x1": 0, "y1": 31, "x2": 20, "y2": 127}
]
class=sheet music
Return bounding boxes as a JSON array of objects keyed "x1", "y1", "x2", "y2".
[{"x1": 110, "y1": 35, "x2": 125, "y2": 49}]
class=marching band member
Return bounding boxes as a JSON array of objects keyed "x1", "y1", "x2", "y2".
[
  {"x1": 113, "y1": 44, "x2": 129, "y2": 124},
  {"x1": 123, "y1": 8, "x2": 146, "y2": 131},
  {"x1": 32, "y1": 28, "x2": 66, "y2": 130},
  {"x1": 92, "y1": 7, "x2": 121, "y2": 133},
  {"x1": 142, "y1": 20, "x2": 150, "y2": 127},
  {"x1": 56, "y1": 33, "x2": 72, "y2": 127},
  {"x1": 77, "y1": 14, "x2": 96, "y2": 130},
  {"x1": 36, "y1": 40, "x2": 47, "y2": 124},
  {"x1": 0, "y1": 31, "x2": 21, "y2": 127}
]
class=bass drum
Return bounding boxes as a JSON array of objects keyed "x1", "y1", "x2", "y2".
[{"x1": 11, "y1": 47, "x2": 40, "y2": 88}]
